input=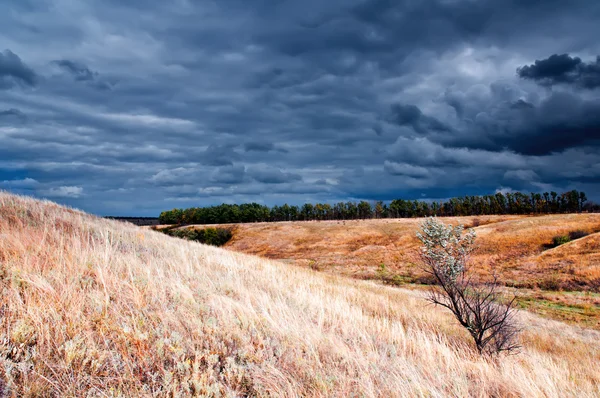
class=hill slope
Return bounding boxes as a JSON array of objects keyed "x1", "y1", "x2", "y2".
[
  {"x1": 1, "y1": 192, "x2": 600, "y2": 396},
  {"x1": 212, "y1": 214, "x2": 600, "y2": 290},
  {"x1": 190, "y1": 215, "x2": 600, "y2": 328}
]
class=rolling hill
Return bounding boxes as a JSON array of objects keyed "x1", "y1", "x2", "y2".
[
  {"x1": 205, "y1": 214, "x2": 600, "y2": 290},
  {"x1": 1, "y1": 192, "x2": 600, "y2": 396},
  {"x1": 176, "y1": 214, "x2": 600, "y2": 329}
]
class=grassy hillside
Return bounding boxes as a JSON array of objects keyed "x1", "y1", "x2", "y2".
[
  {"x1": 1, "y1": 192, "x2": 600, "y2": 396},
  {"x1": 179, "y1": 215, "x2": 600, "y2": 328},
  {"x1": 207, "y1": 215, "x2": 600, "y2": 290}
]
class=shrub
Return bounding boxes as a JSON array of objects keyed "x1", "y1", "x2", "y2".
[
  {"x1": 417, "y1": 217, "x2": 520, "y2": 355},
  {"x1": 376, "y1": 263, "x2": 388, "y2": 280},
  {"x1": 549, "y1": 230, "x2": 588, "y2": 248},
  {"x1": 308, "y1": 260, "x2": 323, "y2": 271},
  {"x1": 156, "y1": 227, "x2": 233, "y2": 246},
  {"x1": 538, "y1": 277, "x2": 562, "y2": 291},
  {"x1": 552, "y1": 235, "x2": 571, "y2": 247}
]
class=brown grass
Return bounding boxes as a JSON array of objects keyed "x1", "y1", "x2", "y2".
[
  {"x1": 185, "y1": 214, "x2": 600, "y2": 328},
  {"x1": 189, "y1": 215, "x2": 600, "y2": 289},
  {"x1": 2, "y1": 192, "x2": 600, "y2": 396},
  {"x1": 473, "y1": 215, "x2": 600, "y2": 290}
]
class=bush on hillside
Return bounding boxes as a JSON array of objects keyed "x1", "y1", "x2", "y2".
[
  {"x1": 552, "y1": 235, "x2": 571, "y2": 247},
  {"x1": 417, "y1": 217, "x2": 521, "y2": 355},
  {"x1": 156, "y1": 226, "x2": 233, "y2": 246},
  {"x1": 549, "y1": 230, "x2": 589, "y2": 248}
]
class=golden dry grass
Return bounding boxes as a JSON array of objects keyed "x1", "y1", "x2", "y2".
[
  {"x1": 473, "y1": 215, "x2": 600, "y2": 289},
  {"x1": 207, "y1": 215, "x2": 600, "y2": 290},
  {"x1": 1, "y1": 192, "x2": 600, "y2": 396},
  {"x1": 189, "y1": 214, "x2": 600, "y2": 328},
  {"x1": 214, "y1": 216, "x2": 521, "y2": 280}
]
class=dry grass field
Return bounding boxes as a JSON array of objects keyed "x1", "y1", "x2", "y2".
[
  {"x1": 1, "y1": 192, "x2": 600, "y2": 396},
  {"x1": 184, "y1": 214, "x2": 600, "y2": 329}
]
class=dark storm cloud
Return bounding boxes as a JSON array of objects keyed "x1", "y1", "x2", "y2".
[
  {"x1": 247, "y1": 166, "x2": 302, "y2": 184},
  {"x1": 517, "y1": 54, "x2": 600, "y2": 89},
  {"x1": 511, "y1": 94, "x2": 600, "y2": 155},
  {"x1": 0, "y1": 108, "x2": 25, "y2": 117},
  {"x1": 252, "y1": 0, "x2": 600, "y2": 75},
  {"x1": 244, "y1": 142, "x2": 274, "y2": 152},
  {"x1": 200, "y1": 145, "x2": 241, "y2": 166},
  {"x1": 0, "y1": 50, "x2": 37, "y2": 88},
  {"x1": 1, "y1": 0, "x2": 600, "y2": 215},
  {"x1": 0, "y1": 108, "x2": 27, "y2": 122},
  {"x1": 510, "y1": 100, "x2": 534, "y2": 110},
  {"x1": 393, "y1": 86, "x2": 600, "y2": 156},
  {"x1": 53, "y1": 60, "x2": 97, "y2": 81},
  {"x1": 52, "y1": 59, "x2": 113, "y2": 90},
  {"x1": 390, "y1": 104, "x2": 451, "y2": 135},
  {"x1": 211, "y1": 165, "x2": 246, "y2": 184}
]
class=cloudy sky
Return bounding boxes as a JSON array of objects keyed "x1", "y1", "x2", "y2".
[{"x1": 1, "y1": 0, "x2": 600, "y2": 215}]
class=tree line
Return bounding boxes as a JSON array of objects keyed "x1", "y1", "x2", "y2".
[{"x1": 159, "y1": 190, "x2": 595, "y2": 225}]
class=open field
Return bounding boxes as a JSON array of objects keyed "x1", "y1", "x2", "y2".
[
  {"x1": 182, "y1": 214, "x2": 600, "y2": 328},
  {"x1": 2, "y1": 192, "x2": 600, "y2": 396}
]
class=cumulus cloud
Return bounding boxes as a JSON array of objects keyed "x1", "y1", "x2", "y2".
[
  {"x1": 247, "y1": 165, "x2": 302, "y2": 184},
  {"x1": 0, "y1": 108, "x2": 26, "y2": 117},
  {"x1": 1, "y1": 178, "x2": 39, "y2": 188},
  {"x1": 0, "y1": 108, "x2": 27, "y2": 123},
  {"x1": 517, "y1": 54, "x2": 600, "y2": 89},
  {"x1": 504, "y1": 169, "x2": 540, "y2": 182},
  {"x1": 210, "y1": 165, "x2": 246, "y2": 184},
  {"x1": 397, "y1": 86, "x2": 600, "y2": 156},
  {"x1": 41, "y1": 186, "x2": 84, "y2": 198},
  {"x1": 386, "y1": 137, "x2": 526, "y2": 169},
  {"x1": 200, "y1": 145, "x2": 241, "y2": 166},
  {"x1": 0, "y1": 49, "x2": 37, "y2": 88},
  {"x1": 149, "y1": 168, "x2": 196, "y2": 186},
  {"x1": 383, "y1": 161, "x2": 432, "y2": 179},
  {"x1": 244, "y1": 142, "x2": 274, "y2": 152},
  {"x1": 389, "y1": 104, "x2": 451, "y2": 135},
  {"x1": 52, "y1": 59, "x2": 113, "y2": 90},
  {"x1": 53, "y1": 59, "x2": 97, "y2": 81}
]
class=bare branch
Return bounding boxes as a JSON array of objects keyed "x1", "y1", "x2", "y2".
[{"x1": 417, "y1": 217, "x2": 521, "y2": 355}]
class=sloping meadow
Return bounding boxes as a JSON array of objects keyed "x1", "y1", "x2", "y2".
[{"x1": 0, "y1": 192, "x2": 599, "y2": 396}]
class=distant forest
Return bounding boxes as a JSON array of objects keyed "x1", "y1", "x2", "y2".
[{"x1": 159, "y1": 190, "x2": 597, "y2": 225}]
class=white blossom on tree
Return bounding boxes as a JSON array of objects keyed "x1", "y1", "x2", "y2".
[{"x1": 417, "y1": 217, "x2": 520, "y2": 355}]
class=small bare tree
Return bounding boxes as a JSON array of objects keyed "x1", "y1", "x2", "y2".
[{"x1": 417, "y1": 217, "x2": 520, "y2": 355}]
